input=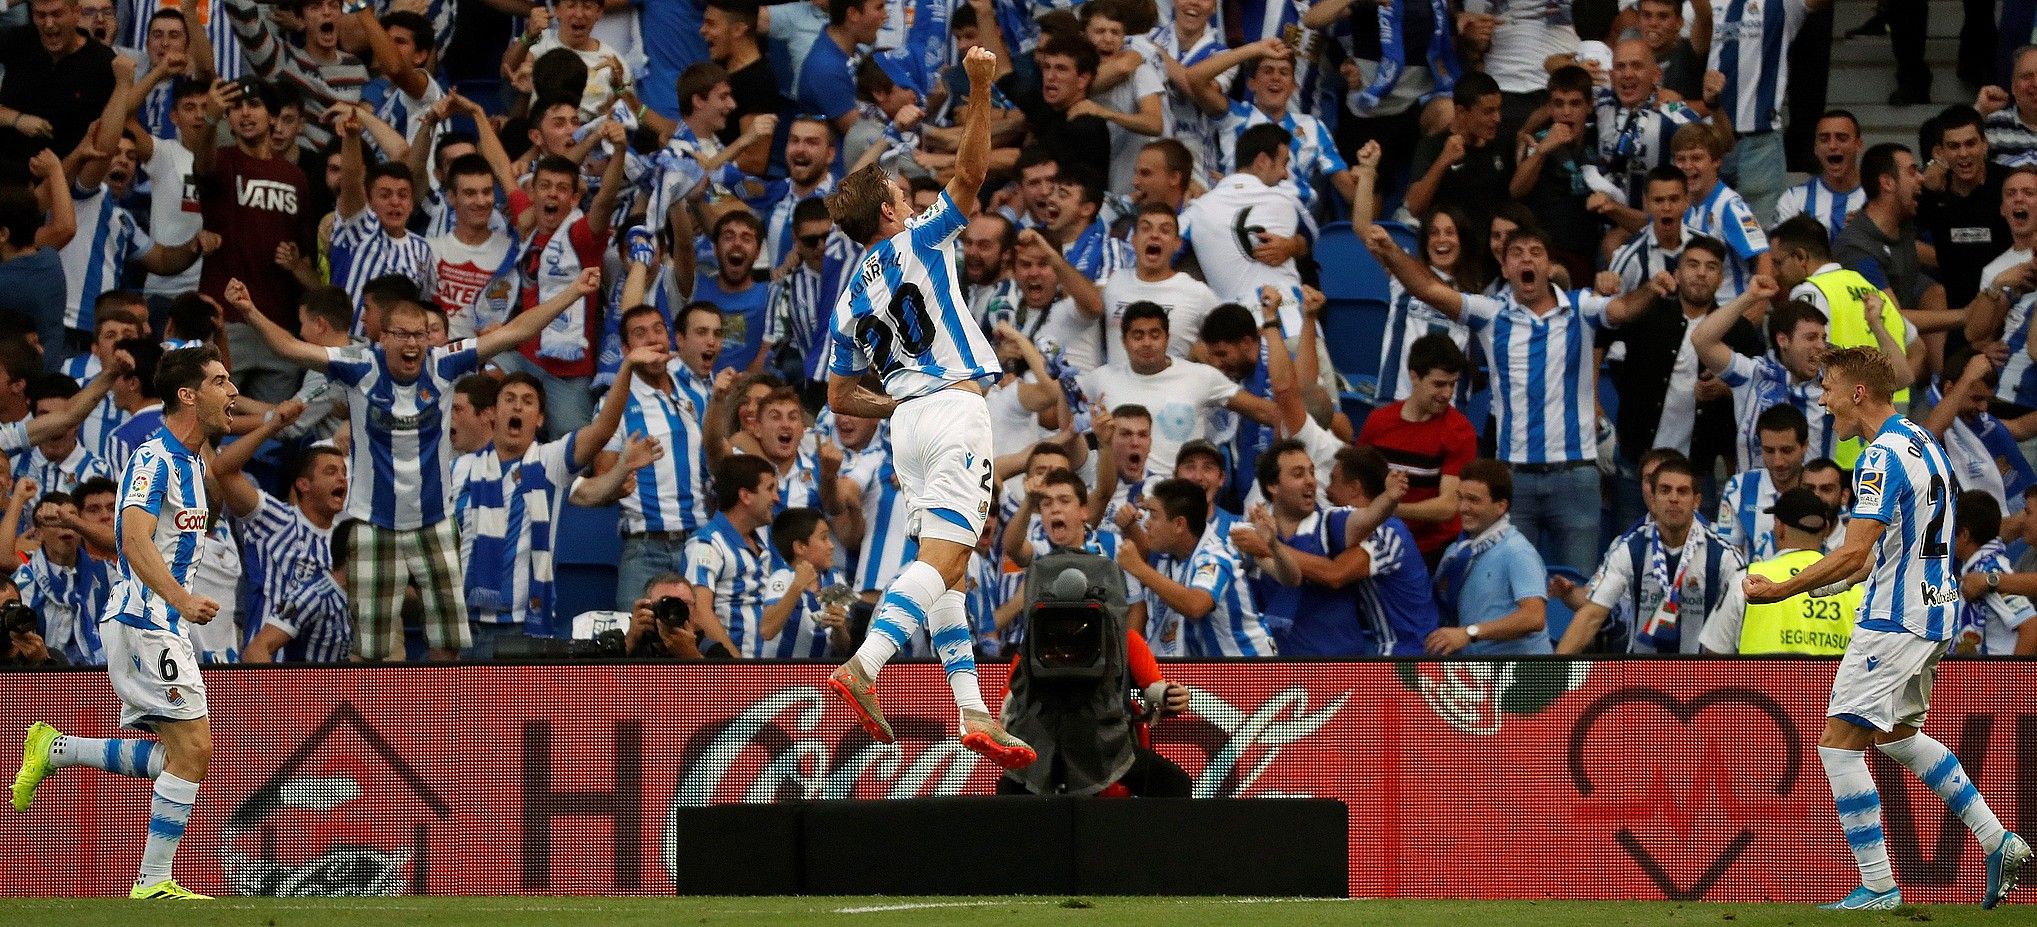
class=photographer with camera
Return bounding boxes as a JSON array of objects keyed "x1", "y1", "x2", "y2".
[
  {"x1": 615, "y1": 573, "x2": 710, "y2": 660},
  {"x1": 1, "y1": 575, "x2": 65, "y2": 668},
  {"x1": 998, "y1": 545, "x2": 1193, "y2": 798}
]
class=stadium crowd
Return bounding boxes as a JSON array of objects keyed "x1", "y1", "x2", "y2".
[{"x1": 1, "y1": 0, "x2": 2036, "y2": 667}]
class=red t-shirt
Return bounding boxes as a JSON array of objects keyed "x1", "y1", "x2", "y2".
[
  {"x1": 1355, "y1": 400, "x2": 1478, "y2": 557},
  {"x1": 200, "y1": 147, "x2": 312, "y2": 329},
  {"x1": 509, "y1": 189, "x2": 607, "y2": 379}
]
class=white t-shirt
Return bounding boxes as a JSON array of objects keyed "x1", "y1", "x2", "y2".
[
  {"x1": 1652, "y1": 322, "x2": 1702, "y2": 454},
  {"x1": 1102, "y1": 271, "x2": 1221, "y2": 361},
  {"x1": 426, "y1": 229, "x2": 516, "y2": 339},
  {"x1": 528, "y1": 33, "x2": 626, "y2": 120},
  {"x1": 1467, "y1": 0, "x2": 1582, "y2": 94},
  {"x1": 986, "y1": 373, "x2": 1051, "y2": 458},
  {"x1": 144, "y1": 137, "x2": 201, "y2": 297},
  {"x1": 1015, "y1": 295, "x2": 1105, "y2": 375},
  {"x1": 1180, "y1": 172, "x2": 1313, "y2": 318},
  {"x1": 1079, "y1": 359, "x2": 1239, "y2": 477},
  {"x1": 1096, "y1": 50, "x2": 1168, "y2": 194}
]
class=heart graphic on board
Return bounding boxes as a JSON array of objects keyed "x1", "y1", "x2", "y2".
[{"x1": 1566, "y1": 687, "x2": 1804, "y2": 900}]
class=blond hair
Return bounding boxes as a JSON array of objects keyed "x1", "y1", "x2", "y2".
[
  {"x1": 1820, "y1": 345, "x2": 1905, "y2": 402},
  {"x1": 826, "y1": 164, "x2": 893, "y2": 245}
]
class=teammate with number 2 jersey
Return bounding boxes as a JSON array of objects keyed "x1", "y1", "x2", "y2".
[
  {"x1": 820, "y1": 46, "x2": 1034, "y2": 772},
  {"x1": 1745, "y1": 344, "x2": 2030, "y2": 911}
]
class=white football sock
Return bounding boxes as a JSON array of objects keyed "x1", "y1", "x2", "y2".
[
  {"x1": 51, "y1": 735, "x2": 163, "y2": 778},
  {"x1": 1821, "y1": 745, "x2": 1897, "y2": 892},
  {"x1": 1877, "y1": 733, "x2": 2007, "y2": 854},
  {"x1": 850, "y1": 560, "x2": 944, "y2": 680},
  {"x1": 136, "y1": 772, "x2": 199, "y2": 887},
  {"x1": 928, "y1": 588, "x2": 987, "y2": 713}
]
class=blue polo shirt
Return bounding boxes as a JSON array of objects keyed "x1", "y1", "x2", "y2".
[{"x1": 1442, "y1": 525, "x2": 1552, "y2": 656}]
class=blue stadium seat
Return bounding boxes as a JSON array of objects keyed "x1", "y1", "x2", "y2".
[
  {"x1": 556, "y1": 503, "x2": 623, "y2": 566},
  {"x1": 1543, "y1": 564, "x2": 1591, "y2": 646},
  {"x1": 1313, "y1": 221, "x2": 1389, "y2": 303},
  {"x1": 1383, "y1": 221, "x2": 1419, "y2": 256},
  {"x1": 1320, "y1": 297, "x2": 1388, "y2": 403}
]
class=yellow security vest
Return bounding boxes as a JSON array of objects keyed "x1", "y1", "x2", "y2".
[
  {"x1": 1807, "y1": 267, "x2": 1908, "y2": 468},
  {"x1": 1739, "y1": 548, "x2": 1860, "y2": 655}
]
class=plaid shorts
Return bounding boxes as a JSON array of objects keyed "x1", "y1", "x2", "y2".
[{"x1": 346, "y1": 518, "x2": 468, "y2": 660}]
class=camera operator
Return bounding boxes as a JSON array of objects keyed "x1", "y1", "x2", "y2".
[
  {"x1": 998, "y1": 550, "x2": 1194, "y2": 798},
  {"x1": 0, "y1": 576, "x2": 66, "y2": 668},
  {"x1": 621, "y1": 573, "x2": 712, "y2": 660}
]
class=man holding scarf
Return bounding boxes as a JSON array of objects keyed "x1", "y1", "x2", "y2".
[
  {"x1": 1303, "y1": 0, "x2": 1461, "y2": 198},
  {"x1": 1426, "y1": 458, "x2": 1550, "y2": 656},
  {"x1": 1555, "y1": 454, "x2": 1746, "y2": 654}
]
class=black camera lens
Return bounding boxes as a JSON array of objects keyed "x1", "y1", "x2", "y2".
[{"x1": 653, "y1": 596, "x2": 690, "y2": 628}]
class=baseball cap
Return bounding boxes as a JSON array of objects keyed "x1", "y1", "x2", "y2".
[
  {"x1": 1765, "y1": 487, "x2": 1834, "y2": 534},
  {"x1": 1176, "y1": 439, "x2": 1226, "y2": 472}
]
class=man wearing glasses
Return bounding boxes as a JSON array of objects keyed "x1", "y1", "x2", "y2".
[{"x1": 225, "y1": 266, "x2": 605, "y2": 661}]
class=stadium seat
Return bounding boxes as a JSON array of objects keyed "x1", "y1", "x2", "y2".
[
  {"x1": 1543, "y1": 564, "x2": 1590, "y2": 645},
  {"x1": 1320, "y1": 297, "x2": 1388, "y2": 403},
  {"x1": 555, "y1": 563, "x2": 620, "y2": 622},
  {"x1": 1312, "y1": 221, "x2": 1389, "y2": 303}
]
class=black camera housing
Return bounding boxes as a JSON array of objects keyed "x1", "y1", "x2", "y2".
[
  {"x1": 653, "y1": 596, "x2": 690, "y2": 629},
  {"x1": 0, "y1": 602, "x2": 37, "y2": 635}
]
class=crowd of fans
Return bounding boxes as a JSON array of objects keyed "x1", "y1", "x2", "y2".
[{"x1": 1, "y1": 0, "x2": 2035, "y2": 668}]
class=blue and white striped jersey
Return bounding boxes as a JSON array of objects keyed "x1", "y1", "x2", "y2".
[
  {"x1": 13, "y1": 443, "x2": 112, "y2": 502},
  {"x1": 1216, "y1": 102, "x2": 1348, "y2": 210},
  {"x1": 16, "y1": 549, "x2": 109, "y2": 665},
  {"x1": 123, "y1": 0, "x2": 243, "y2": 78},
  {"x1": 62, "y1": 357, "x2": 136, "y2": 457},
  {"x1": 1716, "y1": 468, "x2": 1781, "y2": 561},
  {"x1": 1461, "y1": 287, "x2": 1613, "y2": 465},
  {"x1": 827, "y1": 191, "x2": 999, "y2": 401},
  {"x1": 846, "y1": 437, "x2": 915, "y2": 594},
  {"x1": 769, "y1": 263, "x2": 829, "y2": 381},
  {"x1": 1717, "y1": 353, "x2": 1836, "y2": 471},
  {"x1": 103, "y1": 404, "x2": 163, "y2": 475},
  {"x1": 328, "y1": 209, "x2": 435, "y2": 330},
  {"x1": 1145, "y1": 526, "x2": 1275, "y2": 658},
  {"x1": 106, "y1": 428, "x2": 208, "y2": 634},
  {"x1": 1706, "y1": 0, "x2": 1809, "y2": 134},
  {"x1": 1149, "y1": 23, "x2": 1233, "y2": 181},
  {"x1": 1376, "y1": 273, "x2": 1469, "y2": 403},
  {"x1": 1684, "y1": 181, "x2": 1769, "y2": 302},
  {"x1": 1589, "y1": 89, "x2": 1699, "y2": 204},
  {"x1": 684, "y1": 512, "x2": 779, "y2": 658},
  {"x1": 757, "y1": 565, "x2": 845, "y2": 659},
  {"x1": 1955, "y1": 540, "x2": 2036, "y2": 654},
  {"x1": 234, "y1": 489, "x2": 348, "y2": 663},
  {"x1": 60, "y1": 185, "x2": 152, "y2": 332},
  {"x1": 608, "y1": 364, "x2": 712, "y2": 536},
  {"x1": 1851, "y1": 414, "x2": 1959, "y2": 641},
  {"x1": 325, "y1": 340, "x2": 480, "y2": 530},
  {"x1": 1610, "y1": 224, "x2": 1688, "y2": 294},
  {"x1": 452, "y1": 435, "x2": 581, "y2": 634},
  {"x1": 1774, "y1": 177, "x2": 1865, "y2": 246}
]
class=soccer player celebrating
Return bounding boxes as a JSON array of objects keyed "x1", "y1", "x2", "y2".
[
  {"x1": 1744, "y1": 339, "x2": 2031, "y2": 910},
  {"x1": 820, "y1": 45, "x2": 1035, "y2": 771},
  {"x1": 12, "y1": 346, "x2": 235, "y2": 899}
]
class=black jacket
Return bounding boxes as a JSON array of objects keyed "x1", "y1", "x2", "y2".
[{"x1": 1599, "y1": 297, "x2": 1763, "y2": 466}]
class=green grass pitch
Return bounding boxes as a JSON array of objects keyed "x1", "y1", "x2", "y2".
[{"x1": 0, "y1": 897, "x2": 2021, "y2": 926}]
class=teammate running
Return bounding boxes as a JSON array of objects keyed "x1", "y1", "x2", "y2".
[
  {"x1": 12, "y1": 346, "x2": 238, "y2": 899},
  {"x1": 820, "y1": 45, "x2": 1034, "y2": 770},
  {"x1": 1746, "y1": 338, "x2": 2030, "y2": 910}
]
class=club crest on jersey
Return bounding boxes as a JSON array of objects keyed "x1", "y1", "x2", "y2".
[{"x1": 166, "y1": 686, "x2": 183, "y2": 705}]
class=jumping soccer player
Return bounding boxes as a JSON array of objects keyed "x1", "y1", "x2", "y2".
[
  {"x1": 12, "y1": 346, "x2": 238, "y2": 900},
  {"x1": 1745, "y1": 335, "x2": 2030, "y2": 910},
  {"x1": 821, "y1": 45, "x2": 1034, "y2": 771}
]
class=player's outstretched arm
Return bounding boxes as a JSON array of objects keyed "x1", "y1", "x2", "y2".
[
  {"x1": 945, "y1": 46, "x2": 999, "y2": 218},
  {"x1": 1747, "y1": 518, "x2": 1884, "y2": 604}
]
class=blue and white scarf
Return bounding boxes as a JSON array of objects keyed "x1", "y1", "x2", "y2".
[
  {"x1": 1351, "y1": 0, "x2": 1461, "y2": 113},
  {"x1": 462, "y1": 443, "x2": 567, "y2": 634},
  {"x1": 532, "y1": 208, "x2": 591, "y2": 363},
  {"x1": 1434, "y1": 516, "x2": 1511, "y2": 622}
]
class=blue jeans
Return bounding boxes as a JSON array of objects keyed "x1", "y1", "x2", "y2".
[
  {"x1": 492, "y1": 351, "x2": 595, "y2": 440},
  {"x1": 1723, "y1": 130, "x2": 1787, "y2": 226},
  {"x1": 617, "y1": 534, "x2": 691, "y2": 610},
  {"x1": 1509, "y1": 464, "x2": 1604, "y2": 574}
]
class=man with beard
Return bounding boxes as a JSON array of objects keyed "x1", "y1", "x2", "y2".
[
  {"x1": 1775, "y1": 111, "x2": 1867, "y2": 246},
  {"x1": 1102, "y1": 203, "x2": 1216, "y2": 361},
  {"x1": 215, "y1": 402, "x2": 352, "y2": 664},
  {"x1": 1082, "y1": 303, "x2": 1279, "y2": 479},
  {"x1": 452, "y1": 349, "x2": 656, "y2": 655},
  {"x1": 1558, "y1": 454, "x2": 1744, "y2": 654},
  {"x1": 1834, "y1": 144, "x2": 1935, "y2": 330},
  {"x1": 222, "y1": 0, "x2": 365, "y2": 150},
  {"x1": 1599, "y1": 237, "x2": 1759, "y2": 528},
  {"x1": 1364, "y1": 222, "x2": 1662, "y2": 575},
  {"x1": 1254, "y1": 439, "x2": 1411, "y2": 656},
  {"x1": 749, "y1": 117, "x2": 836, "y2": 270},
  {"x1": 0, "y1": 0, "x2": 118, "y2": 160},
  {"x1": 194, "y1": 77, "x2": 314, "y2": 405},
  {"x1": 765, "y1": 198, "x2": 835, "y2": 389},
  {"x1": 586, "y1": 302, "x2": 718, "y2": 610},
  {"x1": 963, "y1": 211, "x2": 1019, "y2": 315},
  {"x1": 1000, "y1": 228, "x2": 1106, "y2": 374},
  {"x1": 1039, "y1": 168, "x2": 1134, "y2": 286}
]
